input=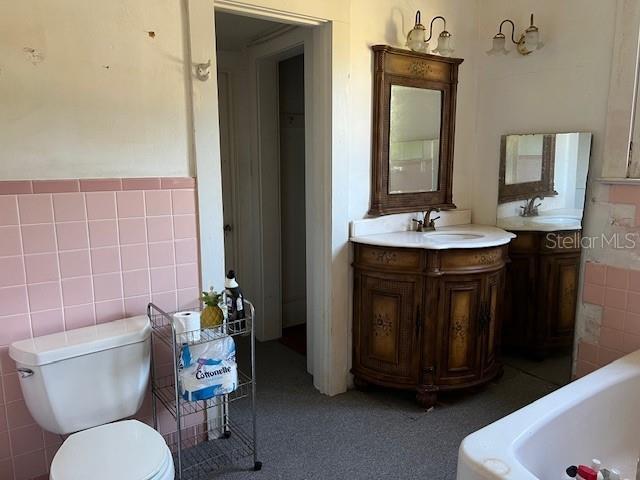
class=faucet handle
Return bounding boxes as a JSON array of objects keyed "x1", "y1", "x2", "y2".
[{"x1": 429, "y1": 215, "x2": 441, "y2": 226}]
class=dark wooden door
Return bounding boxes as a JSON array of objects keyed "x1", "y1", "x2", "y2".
[
  {"x1": 481, "y1": 270, "x2": 504, "y2": 375},
  {"x1": 435, "y1": 275, "x2": 483, "y2": 385},
  {"x1": 538, "y1": 253, "x2": 580, "y2": 349},
  {"x1": 354, "y1": 271, "x2": 421, "y2": 385}
]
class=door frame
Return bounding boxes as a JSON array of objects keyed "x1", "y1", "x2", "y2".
[{"x1": 185, "y1": 0, "x2": 350, "y2": 396}]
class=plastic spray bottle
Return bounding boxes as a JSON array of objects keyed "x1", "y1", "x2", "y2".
[{"x1": 224, "y1": 270, "x2": 245, "y2": 332}]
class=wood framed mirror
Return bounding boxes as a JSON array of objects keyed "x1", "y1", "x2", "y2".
[
  {"x1": 369, "y1": 45, "x2": 463, "y2": 216},
  {"x1": 498, "y1": 133, "x2": 558, "y2": 203}
]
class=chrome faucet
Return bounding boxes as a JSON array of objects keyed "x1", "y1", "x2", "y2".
[
  {"x1": 412, "y1": 208, "x2": 441, "y2": 232},
  {"x1": 520, "y1": 195, "x2": 544, "y2": 217}
]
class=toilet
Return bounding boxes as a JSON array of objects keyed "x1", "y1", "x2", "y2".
[{"x1": 9, "y1": 315, "x2": 174, "y2": 480}]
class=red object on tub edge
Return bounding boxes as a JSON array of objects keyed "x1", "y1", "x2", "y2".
[{"x1": 577, "y1": 465, "x2": 597, "y2": 480}]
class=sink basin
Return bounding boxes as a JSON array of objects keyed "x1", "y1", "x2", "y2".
[
  {"x1": 530, "y1": 216, "x2": 580, "y2": 226},
  {"x1": 426, "y1": 233, "x2": 484, "y2": 242}
]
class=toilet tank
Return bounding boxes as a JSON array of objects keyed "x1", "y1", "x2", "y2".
[{"x1": 9, "y1": 316, "x2": 151, "y2": 435}]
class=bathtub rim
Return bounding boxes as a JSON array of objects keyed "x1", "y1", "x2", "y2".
[{"x1": 457, "y1": 349, "x2": 640, "y2": 479}]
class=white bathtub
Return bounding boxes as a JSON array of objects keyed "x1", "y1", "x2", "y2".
[{"x1": 457, "y1": 350, "x2": 640, "y2": 479}]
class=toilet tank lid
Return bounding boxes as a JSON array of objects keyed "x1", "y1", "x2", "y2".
[{"x1": 9, "y1": 315, "x2": 150, "y2": 366}]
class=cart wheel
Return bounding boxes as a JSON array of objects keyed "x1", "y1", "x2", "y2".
[
  {"x1": 253, "y1": 461, "x2": 263, "y2": 471},
  {"x1": 223, "y1": 431, "x2": 231, "y2": 439}
]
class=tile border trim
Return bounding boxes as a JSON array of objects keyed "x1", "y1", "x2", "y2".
[{"x1": 0, "y1": 178, "x2": 196, "y2": 195}]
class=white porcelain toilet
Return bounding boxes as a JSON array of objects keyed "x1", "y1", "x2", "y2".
[{"x1": 9, "y1": 315, "x2": 174, "y2": 480}]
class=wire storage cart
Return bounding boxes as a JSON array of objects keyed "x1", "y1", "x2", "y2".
[{"x1": 147, "y1": 300, "x2": 261, "y2": 479}]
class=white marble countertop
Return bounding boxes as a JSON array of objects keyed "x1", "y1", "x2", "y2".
[
  {"x1": 497, "y1": 212, "x2": 582, "y2": 232},
  {"x1": 350, "y1": 224, "x2": 516, "y2": 250}
]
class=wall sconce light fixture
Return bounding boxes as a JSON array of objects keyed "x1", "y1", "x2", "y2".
[
  {"x1": 406, "y1": 11, "x2": 454, "y2": 57},
  {"x1": 487, "y1": 14, "x2": 542, "y2": 56}
]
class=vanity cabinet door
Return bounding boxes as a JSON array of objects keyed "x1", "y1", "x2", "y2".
[
  {"x1": 435, "y1": 275, "x2": 484, "y2": 385},
  {"x1": 538, "y1": 252, "x2": 580, "y2": 349},
  {"x1": 353, "y1": 271, "x2": 421, "y2": 385}
]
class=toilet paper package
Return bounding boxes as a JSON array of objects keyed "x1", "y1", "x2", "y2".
[
  {"x1": 173, "y1": 311, "x2": 201, "y2": 343},
  {"x1": 178, "y1": 335, "x2": 238, "y2": 401}
]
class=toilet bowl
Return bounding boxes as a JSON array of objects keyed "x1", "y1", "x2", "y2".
[
  {"x1": 50, "y1": 420, "x2": 174, "y2": 480},
  {"x1": 9, "y1": 315, "x2": 174, "y2": 479}
]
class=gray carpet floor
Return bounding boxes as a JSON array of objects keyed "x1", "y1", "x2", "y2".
[{"x1": 189, "y1": 340, "x2": 559, "y2": 480}]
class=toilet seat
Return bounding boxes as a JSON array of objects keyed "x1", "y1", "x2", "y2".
[{"x1": 50, "y1": 420, "x2": 174, "y2": 480}]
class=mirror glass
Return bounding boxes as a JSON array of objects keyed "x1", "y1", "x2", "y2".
[
  {"x1": 497, "y1": 132, "x2": 592, "y2": 227},
  {"x1": 388, "y1": 86, "x2": 442, "y2": 194},
  {"x1": 504, "y1": 134, "x2": 544, "y2": 184},
  {"x1": 497, "y1": 132, "x2": 592, "y2": 388}
]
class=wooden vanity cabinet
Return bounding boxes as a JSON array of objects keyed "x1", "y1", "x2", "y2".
[
  {"x1": 502, "y1": 230, "x2": 581, "y2": 357},
  {"x1": 352, "y1": 243, "x2": 507, "y2": 407}
]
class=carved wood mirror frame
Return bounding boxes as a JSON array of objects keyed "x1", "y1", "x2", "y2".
[
  {"x1": 498, "y1": 134, "x2": 558, "y2": 204},
  {"x1": 369, "y1": 45, "x2": 463, "y2": 216}
]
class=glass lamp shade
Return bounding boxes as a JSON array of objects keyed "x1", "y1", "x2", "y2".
[
  {"x1": 524, "y1": 26, "x2": 541, "y2": 51},
  {"x1": 432, "y1": 33, "x2": 454, "y2": 57},
  {"x1": 406, "y1": 25, "x2": 428, "y2": 53},
  {"x1": 486, "y1": 35, "x2": 508, "y2": 55}
]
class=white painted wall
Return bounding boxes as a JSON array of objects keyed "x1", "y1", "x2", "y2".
[{"x1": 0, "y1": 0, "x2": 192, "y2": 179}]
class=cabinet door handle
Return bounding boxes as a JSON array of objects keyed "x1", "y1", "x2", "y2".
[{"x1": 415, "y1": 304, "x2": 421, "y2": 337}]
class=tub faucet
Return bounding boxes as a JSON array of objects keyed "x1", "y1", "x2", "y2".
[
  {"x1": 413, "y1": 208, "x2": 441, "y2": 232},
  {"x1": 520, "y1": 195, "x2": 544, "y2": 217}
]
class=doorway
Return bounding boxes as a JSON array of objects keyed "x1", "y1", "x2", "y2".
[
  {"x1": 189, "y1": 1, "x2": 349, "y2": 396},
  {"x1": 215, "y1": 11, "x2": 308, "y2": 360}
]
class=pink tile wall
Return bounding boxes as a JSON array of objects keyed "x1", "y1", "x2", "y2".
[
  {"x1": 575, "y1": 184, "x2": 640, "y2": 379},
  {"x1": 0, "y1": 178, "x2": 200, "y2": 480},
  {"x1": 578, "y1": 261, "x2": 640, "y2": 377}
]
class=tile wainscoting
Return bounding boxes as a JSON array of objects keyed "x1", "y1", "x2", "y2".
[{"x1": 0, "y1": 178, "x2": 201, "y2": 479}]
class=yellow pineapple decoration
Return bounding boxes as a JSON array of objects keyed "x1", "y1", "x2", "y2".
[{"x1": 200, "y1": 288, "x2": 224, "y2": 328}]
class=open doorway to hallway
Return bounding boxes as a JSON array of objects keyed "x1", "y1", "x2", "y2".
[{"x1": 215, "y1": 11, "x2": 309, "y2": 360}]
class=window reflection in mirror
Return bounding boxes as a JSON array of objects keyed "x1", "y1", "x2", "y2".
[
  {"x1": 388, "y1": 86, "x2": 442, "y2": 194},
  {"x1": 505, "y1": 134, "x2": 544, "y2": 184}
]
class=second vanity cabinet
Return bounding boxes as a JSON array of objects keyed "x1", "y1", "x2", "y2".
[
  {"x1": 502, "y1": 230, "x2": 581, "y2": 357},
  {"x1": 352, "y1": 243, "x2": 507, "y2": 407}
]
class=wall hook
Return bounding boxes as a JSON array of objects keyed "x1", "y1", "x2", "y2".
[{"x1": 195, "y1": 60, "x2": 211, "y2": 81}]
